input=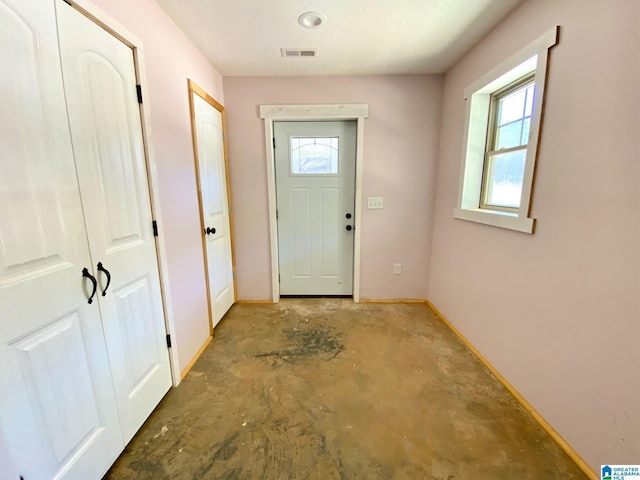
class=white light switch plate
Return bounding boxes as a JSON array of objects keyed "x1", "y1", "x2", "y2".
[{"x1": 367, "y1": 197, "x2": 383, "y2": 209}]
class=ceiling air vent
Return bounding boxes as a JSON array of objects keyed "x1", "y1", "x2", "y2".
[{"x1": 281, "y1": 48, "x2": 318, "y2": 58}]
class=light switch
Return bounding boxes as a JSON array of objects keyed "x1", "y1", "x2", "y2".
[{"x1": 367, "y1": 197, "x2": 383, "y2": 209}]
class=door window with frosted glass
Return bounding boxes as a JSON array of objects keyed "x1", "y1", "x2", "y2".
[{"x1": 290, "y1": 137, "x2": 339, "y2": 175}]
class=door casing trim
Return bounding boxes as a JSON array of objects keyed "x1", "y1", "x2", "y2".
[
  {"x1": 62, "y1": 0, "x2": 181, "y2": 385},
  {"x1": 259, "y1": 104, "x2": 369, "y2": 303}
]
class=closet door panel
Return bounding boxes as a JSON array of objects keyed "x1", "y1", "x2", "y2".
[
  {"x1": 0, "y1": 0, "x2": 86, "y2": 291},
  {"x1": 80, "y1": 53, "x2": 145, "y2": 250},
  {"x1": 57, "y1": 2, "x2": 172, "y2": 444},
  {"x1": 0, "y1": 0, "x2": 124, "y2": 478}
]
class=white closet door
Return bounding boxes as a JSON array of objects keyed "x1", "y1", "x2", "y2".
[
  {"x1": 0, "y1": 0, "x2": 123, "y2": 479},
  {"x1": 192, "y1": 93, "x2": 235, "y2": 327},
  {"x1": 57, "y1": 3, "x2": 171, "y2": 443}
]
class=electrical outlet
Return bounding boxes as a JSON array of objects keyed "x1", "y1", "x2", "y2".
[
  {"x1": 393, "y1": 263, "x2": 402, "y2": 275},
  {"x1": 367, "y1": 197, "x2": 383, "y2": 209}
]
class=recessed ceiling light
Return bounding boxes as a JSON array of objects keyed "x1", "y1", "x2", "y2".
[{"x1": 298, "y1": 11, "x2": 326, "y2": 29}]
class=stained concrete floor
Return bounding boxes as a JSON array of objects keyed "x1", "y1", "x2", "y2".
[{"x1": 104, "y1": 299, "x2": 588, "y2": 480}]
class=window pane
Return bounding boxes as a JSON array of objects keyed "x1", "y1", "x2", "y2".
[
  {"x1": 499, "y1": 89, "x2": 526, "y2": 125},
  {"x1": 496, "y1": 120, "x2": 523, "y2": 150},
  {"x1": 492, "y1": 80, "x2": 536, "y2": 151},
  {"x1": 290, "y1": 137, "x2": 339, "y2": 174},
  {"x1": 484, "y1": 149, "x2": 527, "y2": 208}
]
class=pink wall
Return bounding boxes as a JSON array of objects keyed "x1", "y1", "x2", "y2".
[
  {"x1": 223, "y1": 75, "x2": 443, "y2": 301},
  {"x1": 89, "y1": 0, "x2": 224, "y2": 372},
  {"x1": 428, "y1": 0, "x2": 639, "y2": 471}
]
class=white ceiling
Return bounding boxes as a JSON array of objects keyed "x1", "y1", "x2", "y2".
[{"x1": 155, "y1": 0, "x2": 524, "y2": 76}]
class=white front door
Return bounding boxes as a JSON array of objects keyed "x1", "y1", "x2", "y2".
[
  {"x1": 0, "y1": 0, "x2": 123, "y2": 478},
  {"x1": 274, "y1": 121, "x2": 356, "y2": 295},
  {"x1": 191, "y1": 89, "x2": 235, "y2": 327},
  {"x1": 57, "y1": 3, "x2": 171, "y2": 444}
]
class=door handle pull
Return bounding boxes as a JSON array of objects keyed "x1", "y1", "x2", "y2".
[
  {"x1": 97, "y1": 262, "x2": 112, "y2": 296},
  {"x1": 206, "y1": 227, "x2": 216, "y2": 235},
  {"x1": 346, "y1": 225, "x2": 353, "y2": 231},
  {"x1": 82, "y1": 268, "x2": 98, "y2": 304}
]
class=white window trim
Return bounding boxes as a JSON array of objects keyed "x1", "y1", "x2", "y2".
[
  {"x1": 454, "y1": 26, "x2": 559, "y2": 234},
  {"x1": 259, "y1": 104, "x2": 368, "y2": 303}
]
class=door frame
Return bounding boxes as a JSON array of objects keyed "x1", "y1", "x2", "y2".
[
  {"x1": 187, "y1": 79, "x2": 237, "y2": 335},
  {"x1": 62, "y1": 0, "x2": 181, "y2": 386},
  {"x1": 259, "y1": 104, "x2": 369, "y2": 303}
]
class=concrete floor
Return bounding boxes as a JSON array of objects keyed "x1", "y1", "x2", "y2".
[{"x1": 104, "y1": 299, "x2": 587, "y2": 480}]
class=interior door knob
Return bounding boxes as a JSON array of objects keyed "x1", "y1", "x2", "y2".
[
  {"x1": 206, "y1": 227, "x2": 216, "y2": 235},
  {"x1": 346, "y1": 225, "x2": 352, "y2": 231},
  {"x1": 346, "y1": 213, "x2": 352, "y2": 219}
]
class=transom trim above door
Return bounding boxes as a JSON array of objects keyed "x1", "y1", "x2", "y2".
[
  {"x1": 259, "y1": 104, "x2": 369, "y2": 303},
  {"x1": 260, "y1": 104, "x2": 369, "y2": 120}
]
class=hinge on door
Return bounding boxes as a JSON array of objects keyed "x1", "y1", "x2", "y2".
[
  {"x1": 276, "y1": 209, "x2": 278, "y2": 220},
  {"x1": 273, "y1": 137, "x2": 276, "y2": 149},
  {"x1": 136, "y1": 85, "x2": 143, "y2": 104},
  {"x1": 278, "y1": 274, "x2": 280, "y2": 283},
  {"x1": 152, "y1": 220, "x2": 158, "y2": 237},
  {"x1": 166, "y1": 334, "x2": 172, "y2": 348}
]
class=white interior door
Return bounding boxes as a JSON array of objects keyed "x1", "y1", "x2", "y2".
[
  {"x1": 57, "y1": 3, "x2": 171, "y2": 444},
  {"x1": 191, "y1": 91, "x2": 235, "y2": 327},
  {"x1": 274, "y1": 121, "x2": 356, "y2": 295},
  {"x1": 0, "y1": 0, "x2": 124, "y2": 478}
]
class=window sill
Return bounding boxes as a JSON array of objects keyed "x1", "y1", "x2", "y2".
[{"x1": 453, "y1": 208, "x2": 535, "y2": 234}]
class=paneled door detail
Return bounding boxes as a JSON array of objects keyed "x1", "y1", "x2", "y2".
[
  {"x1": 274, "y1": 121, "x2": 356, "y2": 295},
  {"x1": 190, "y1": 85, "x2": 235, "y2": 328},
  {"x1": 0, "y1": 0, "x2": 123, "y2": 478},
  {"x1": 57, "y1": 3, "x2": 171, "y2": 444}
]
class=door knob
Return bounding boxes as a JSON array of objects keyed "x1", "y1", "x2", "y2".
[
  {"x1": 206, "y1": 227, "x2": 216, "y2": 235},
  {"x1": 346, "y1": 225, "x2": 352, "y2": 231},
  {"x1": 345, "y1": 213, "x2": 352, "y2": 219}
]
